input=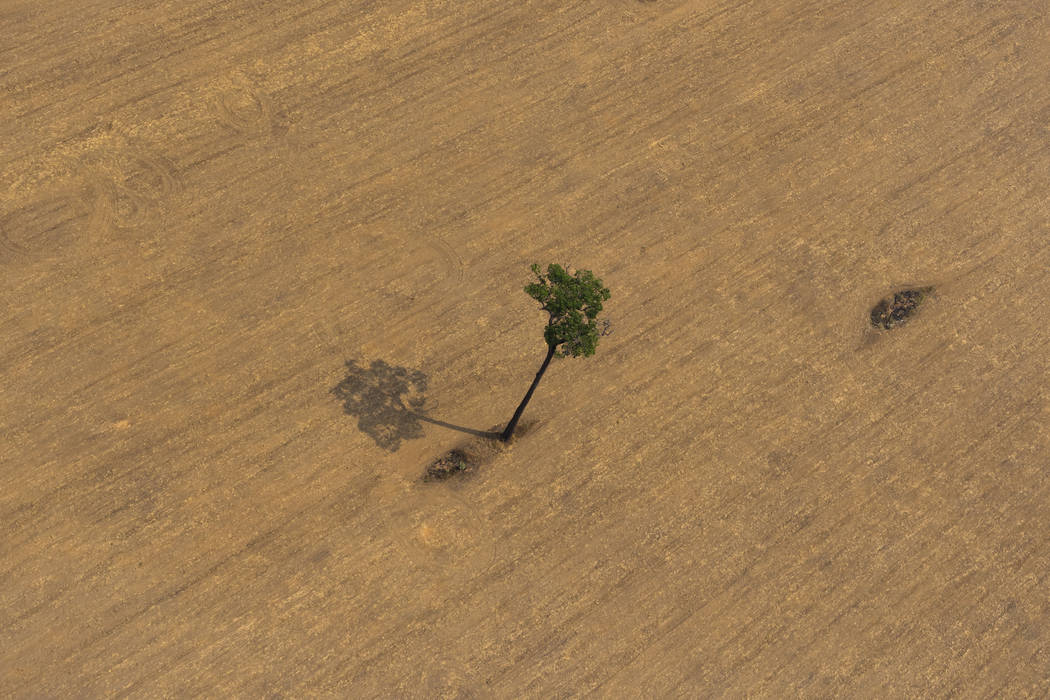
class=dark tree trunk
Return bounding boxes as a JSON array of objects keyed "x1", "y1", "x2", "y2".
[{"x1": 501, "y1": 344, "x2": 556, "y2": 442}]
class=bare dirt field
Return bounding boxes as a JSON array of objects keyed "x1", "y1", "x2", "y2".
[{"x1": 3, "y1": 0, "x2": 1050, "y2": 696}]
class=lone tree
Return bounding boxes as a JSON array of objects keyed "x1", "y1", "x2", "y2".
[{"x1": 500, "y1": 263, "x2": 611, "y2": 443}]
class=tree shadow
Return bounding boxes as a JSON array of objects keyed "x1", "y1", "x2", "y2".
[{"x1": 330, "y1": 358, "x2": 500, "y2": 452}]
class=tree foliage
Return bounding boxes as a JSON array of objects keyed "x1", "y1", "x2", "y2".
[{"x1": 525, "y1": 263, "x2": 611, "y2": 358}]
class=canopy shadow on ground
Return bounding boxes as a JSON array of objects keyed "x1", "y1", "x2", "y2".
[{"x1": 330, "y1": 358, "x2": 499, "y2": 452}]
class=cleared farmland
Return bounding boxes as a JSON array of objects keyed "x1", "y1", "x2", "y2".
[{"x1": 2, "y1": 0, "x2": 1049, "y2": 696}]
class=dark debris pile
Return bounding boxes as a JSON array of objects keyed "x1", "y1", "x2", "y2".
[
  {"x1": 870, "y1": 287, "x2": 934, "y2": 330},
  {"x1": 424, "y1": 449, "x2": 475, "y2": 482}
]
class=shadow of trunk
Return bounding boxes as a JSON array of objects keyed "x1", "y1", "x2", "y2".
[{"x1": 412, "y1": 413, "x2": 501, "y2": 440}]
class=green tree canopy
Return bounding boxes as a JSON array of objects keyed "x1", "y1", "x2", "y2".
[{"x1": 525, "y1": 263, "x2": 611, "y2": 358}]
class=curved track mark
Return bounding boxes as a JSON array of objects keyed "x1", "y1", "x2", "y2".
[
  {"x1": 213, "y1": 73, "x2": 276, "y2": 137},
  {"x1": 81, "y1": 145, "x2": 183, "y2": 238},
  {"x1": 430, "y1": 233, "x2": 465, "y2": 283}
]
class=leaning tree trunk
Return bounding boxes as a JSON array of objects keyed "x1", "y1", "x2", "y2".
[{"x1": 501, "y1": 344, "x2": 556, "y2": 442}]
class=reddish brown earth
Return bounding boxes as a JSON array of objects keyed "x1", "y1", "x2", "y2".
[{"x1": 3, "y1": 0, "x2": 1049, "y2": 696}]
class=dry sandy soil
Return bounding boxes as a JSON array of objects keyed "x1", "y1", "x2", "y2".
[{"x1": 3, "y1": 0, "x2": 1050, "y2": 696}]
